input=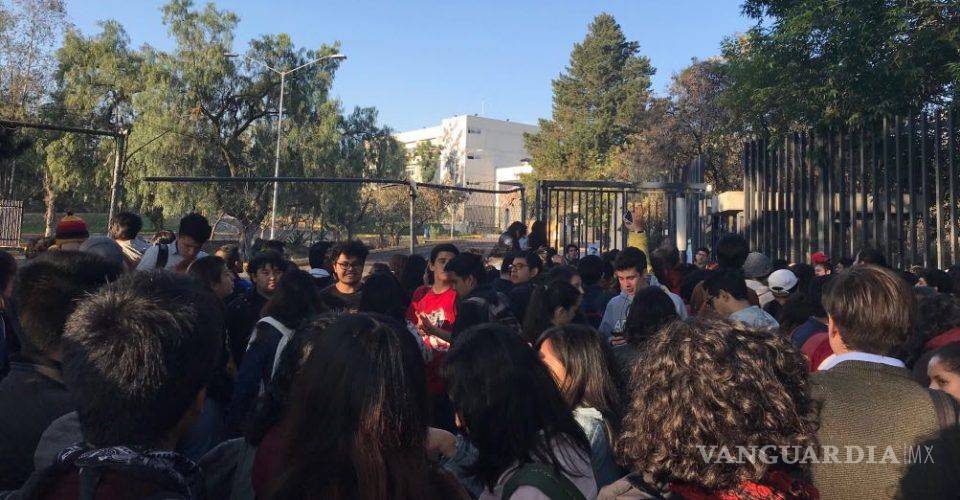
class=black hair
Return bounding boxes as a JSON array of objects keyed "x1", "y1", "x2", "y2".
[
  {"x1": 545, "y1": 265, "x2": 580, "y2": 286},
  {"x1": 62, "y1": 271, "x2": 222, "y2": 447},
  {"x1": 262, "y1": 269, "x2": 325, "y2": 329},
  {"x1": 500, "y1": 252, "x2": 516, "y2": 274},
  {"x1": 445, "y1": 252, "x2": 487, "y2": 285},
  {"x1": 399, "y1": 254, "x2": 428, "y2": 296},
  {"x1": 216, "y1": 244, "x2": 242, "y2": 272},
  {"x1": 930, "y1": 343, "x2": 960, "y2": 376},
  {"x1": 442, "y1": 323, "x2": 590, "y2": 491},
  {"x1": 177, "y1": 213, "x2": 212, "y2": 244},
  {"x1": 771, "y1": 259, "x2": 789, "y2": 272},
  {"x1": 248, "y1": 250, "x2": 286, "y2": 277},
  {"x1": 108, "y1": 211, "x2": 143, "y2": 240},
  {"x1": 521, "y1": 281, "x2": 582, "y2": 343},
  {"x1": 507, "y1": 221, "x2": 527, "y2": 239},
  {"x1": 790, "y1": 263, "x2": 816, "y2": 295},
  {"x1": 331, "y1": 240, "x2": 370, "y2": 263},
  {"x1": 623, "y1": 286, "x2": 679, "y2": 347},
  {"x1": 0, "y1": 249, "x2": 15, "y2": 293},
  {"x1": 564, "y1": 243, "x2": 578, "y2": 252},
  {"x1": 515, "y1": 249, "x2": 543, "y2": 274},
  {"x1": 696, "y1": 247, "x2": 710, "y2": 255},
  {"x1": 261, "y1": 239, "x2": 285, "y2": 255},
  {"x1": 577, "y1": 255, "x2": 603, "y2": 285},
  {"x1": 527, "y1": 220, "x2": 548, "y2": 250},
  {"x1": 308, "y1": 241, "x2": 332, "y2": 269},
  {"x1": 15, "y1": 251, "x2": 123, "y2": 359},
  {"x1": 152, "y1": 230, "x2": 176, "y2": 245},
  {"x1": 918, "y1": 268, "x2": 954, "y2": 294},
  {"x1": 188, "y1": 255, "x2": 227, "y2": 294},
  {"x1": 855, "y1": 246, "x2": 887, "y2": 267},
  {"x1": 805, "y1": 275, "x2": 833, "y2": 318},
  {"x1": 614, "y1": 247, "x2": 647, "y2": 274},
  {"x1": 715, "y1": 234, "x2": 749, "y2": 269},
  {"x1": 359, "y1": 271, "x2": 409, "y2": 322},
  {"x1": 430, "y1": 243, "x2": 460, "y2": 263},
  {"x1": 703, "y1": 269, "x2": 749, "y2": 301}
]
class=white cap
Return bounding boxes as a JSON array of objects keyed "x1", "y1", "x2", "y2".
[{"x1": 768, "y1": 269, "x2": 798, "y2": 295}]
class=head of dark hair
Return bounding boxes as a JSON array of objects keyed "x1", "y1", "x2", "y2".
[
  {"x1": 248, "y1": 250, "x2": 286, "y2": 277},
  {"x1": 577, "y1": 255, "x2": 603, "y2": 285},
  {"x1": 652, "y1": 246, "x2": 680, "y2": 269},
  {"x1": 499, "y1": 252, "x2": 516, "y2": 275},
  {"x1": 445, "y1": 252, "x2": 487, "y2": 285},
  {"x1": 536, "y1": 324, "x2": 623, "y2": 436},
  {"x1": 902, "y1": 293, "x2": 960, "y2": 367},
  {"x1": 771, "y1": 259, "x2": 789, "y2": 272},
  {"x1": 369, "y1": 263, "x2": 392, "y2": 275},
  {"x1": 614, "y1": 247, "x2": 647, "y2": 274},
  {"x1": 623, "y1": 286, "x2": 679, "y2": 347},
  {"x1": 804, "y1": 275, "x2": 833, "y2": 318},
  {"x1": 680, "y1": 268, "x2": 709, "y2": 304},
  {"x1": 930, "y1": 343, "x2": 960, "y2": 376},
  {"x1": 918, "y1": 268, "x2": 954, "y2": 295},
  {"x1": 617, "y1": 318, "x2": 817, "y2": 490},
  {"x1": 152, "y1": 230, "x2": 175, "y2": 245},
  {"x1": 545, "y1": 265, "x2": 580, "y2": 286},
  {"x1": 823, "y1": 265, "x2": 914, "y2": 355},
  {"x1": 515, "y1": 249, "x2": 543, "y2": 274},
  {"x1": 697, "y1": 247, "x2": 710, "y2": 255},
  {"x1": 261, "y1": 240, "x2": 285, "y2": 255},
  {"x1": 855, "y1": 247, "x2": 887, "y2": 267},
  {"x1": 430, "y1": 243, "x2": 460, "y2": 263},
  {"x1": 703, "y1": 269, "x2": 749, "y2": 301},
  {"x1": 216, "y1": 244, "x2": 241, "y2": 270},
  {"x1": 359, "y1": 271, "x2": 409, "y2": 321},
  {"x1": 790, "y1": 263, "x2": 815, "y2": 294},
  {"x1": 527, "y1": 221, "x2": 548, "y2": 250},
  {"x1": 507, "y1": 221, "x2": 527, "y2": 239},
  {"x1": 388, "y1": 254, "x2": 408, "y2": 277},
  {"x1": 62, "y1": 271, "x2": 222, "y2": 447},
  {"x1": 715, "y1": 234, "x2": 750, "y2": 269},
  {"x1": 261, "y1": 269, "x2": 325, "y2": 329},
  {"x1": 15, "y1": 251, "x2": 123, "y2": 359},
  {"x1": 108, "y1": 211, "x2": 143, "y2": 240},
  {"x1": 564, "y1": 243, "x2": 578, "y2": 252},
  {"x1": 521, "y1": 281, "x2": 582, "y2": 343},
  {"x1": 331, "y1": 240, "x2": 369, "y2": 264},
  {"x1": 308, "y1": 241, "x2": 332, "y2": 269},
  {"x1": 399, "y1": 254, "x2": 428, "y2": 294},
  {"x1": 442, "y1": 323, "x2": 590, "y2": 491},
  {"x1": 269, "y1": 314, "x2": 433, "y2": 499},
  {"x1": 0, "y1": 249, "x2": 15, "y2": 292},
  {"x1": 177, "y1": 213, "x2": 212, "y2": 244},
  {"x1": 188, "y1": 255, "x2": 227, "y2": 294}
]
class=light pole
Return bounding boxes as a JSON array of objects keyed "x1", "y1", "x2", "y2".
[{"x1": 226, "y1": 51, "x2": 346, "y2": 239}]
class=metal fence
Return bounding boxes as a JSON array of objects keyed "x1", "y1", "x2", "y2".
[{"x1": 743, "y1": 107, "x2": 960, "y2": 269}]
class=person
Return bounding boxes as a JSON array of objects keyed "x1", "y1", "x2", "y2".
[
  {"x1": 255, "y1": 239, "x2": 286, "y2": 257},
  {"x1": 496, "y1": 221, "x2": 527, "y2": 255},
  {"x1": 388, "y1": 254, "x2": 409, "y2": 278},
  {"x1": 703, "y1": 270, "x2": 779, "y2": 330},
  {"x1": 906, "y1": 292, "x2": 960, "y2": 384},
  {"x1": 137, "y1": 213, "x2": 212, "y2": 273},
  {"x1": 650, "y1": 246, "x2": 682, "y2": 294},
  {"x1": 810, "y1": 265, "x2": 959, "y2": 499},
  {"x1": 320, "y1": 240, "x2": 368, "y2": 313},
  {"x1": 0, "y1": 252, "x2": 121, "y2": 490},
  {"x1": 437, "y1": 323, "x2": 596, "y2": 499},
  {"x1": 521, "y1": 281, "x2": 582, "y2": 344},
  {"x1": 689, "y1": 234, "x2": 760, "y2": 314},
  {"x1": 742, "y1": 252, "x2": 774, "y2": 307},
  {"x1": 764, "y1": 268, "x2": 798, "y2": 320},
  {"x1": 306, "y1": 241, "x2": 333, "y2": 290},
  {"x1": 13, "y1": 271, "x2": 222, "y2": 499},
  {"x1": 229, "y1": 269, "x2": 324, "y2": 434},
  {"x1": 225, "y1": 251, "x2": 286, "y2": 366},
  {"x1": 835, "y1": 256, "x2": 853, "y2": 274},
  {"x1": 854, "y1": 246, "x2": 887, "y2": 267},
  {"x1": 536, "y1": 325, "x2": 623, "y2": 489},
  {"x1": 215, "y1": 243, "x2": 253, "y2": 300},
  {"x1": 578, "y1": 255, "x2": 609, "y2": 329},
  {"x1": 527, "y1": 220, "x2": 548, "y2": 251},
  {"x1": 358, "y1": 271, "x2": 429, "y2": 360},
  {"x1": 188, "y1": 255, "x2": 235, "y2": 301},
  {"x1": 508, "y1": 249, "x2": 543, "y2": 321},
  {"x1": 789, "y1": 275, "x2": 832, "y2": 349},
  {"x1": 409, "y1": 244, "x2": 460, "y2": 350},
  {"x1": 599, "y1": 248, "x2": 686, "y2": 339},
  {"x1": 563, "y1": 244, "x2": 580, "y2": 266},
  {"x1": 927, "y1": 343, "x2": 960, "y2": 402},
  {"x1": 611, "y1": 286, "x2": 678, "y2": 384},
  {"x1": 812, "y1": 251, "x2": 832, "y2": 277},
  {"x1": 77, "y1": 236, "x2": 125, "y2": 271},
  {"x1": 261, "y1": 314, "x2": 468, "y2": 499},
  {"x1": 399, "y1": 254, "x2": 428, "y2": 302},
  {"x1": 916, "y1": 267, "x2": 954, "y2": 294},
  {"x1": 50, "y1": 212, "x2": 89, "y2": 251},
  {"x1": 152, "y1": 230, "x2": 176, "y2": 245},
  {"x1": 694, "y1": 246, "x2": 710, "y2": 269},
  {"x1": 604, "y1": 318, "x2": 818, "y2": 499},
  {"x1": 0, "y1": 250, "x2": 16, "y2": 378},
  {"x1": 108, "y1": 211, "x2": 149, "y2": 271},
  {"x1": 491, "y1": 252, "x2": 515, "y2": 295},
  {"x1": 444, "y1": 252, "x2": 519, "y2": 338}
]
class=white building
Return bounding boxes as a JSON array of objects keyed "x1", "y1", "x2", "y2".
[{"x1": 395, "y1": 115, "x2": 538, "y2": 230}]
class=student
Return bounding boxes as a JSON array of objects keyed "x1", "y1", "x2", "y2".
[
  {"x1": 320, "y1": 240, "x2": 368, "y2": 313},
  {"x1": 764, "y1": 268, "x2": 798, "y2": 319},
  {"x1": 137, "y1": 213, "x2": 213, "y2": 273},
  {"x1": 491, "y1": 252, "x2": 515, "y2": 295},
  {"x1": 928, "y1": 343, "x2": 960, "y2": 402},
  {"x1": 409, "y1": 244, "x2": 460, "y2": 350},
  {"x1": 0, "y1": 252, "x2": 121, "y2": 490},
  {"x1": 225, "y1": 251, "x2": 286, "y2": 366},
  {"x1": 229, "y1": 269, "x2": 324, "y2": 434},
  {"x1": 536, "y1": 325, "x2": 624, "y2": 489},
  {"x1": 693, "y1": 246, "x2": 710, "y2": 269},
  {"x1": 215, "y1": 244, "x2": 253, "y2": 299},
  {"x1": 444, "y1": 252, "x2": 520, "y2": 338},
  {"x1": 496, "y1": 221, "x2": 527, "y2": 255},
  {"x1": 521, "y1": 281, "x2": 582, "y2": 344},
  {"x1": 437, "y1": 323, "x2": 596, "y2": 499},
  {"x1": 188, "y1": 255, "x2": 235, "y2": 301},
  {"x1": 563, "y1": 243, "x2": 580, "y2": 266},
  {"x1": 811, "y1": 265, "x2": 959, "y2": 499},
  {"x1": 650, "y1": 246, "x2": 682, "y2": 294},
  {"x1": 605, "y1": 319, "x2": 818, "y2": 499},
  {"x1": 14, "y1": 271, "x2": 222, "y2": 498},
  {"x1": 108, "y1": 211, "x2": 149, "y2": 271},
  {"x1": 527, "y1": 220, "x2": 548, "y2": 252},
  {"x1": 703, "y1": 270, "x2": 779, "y2": 330},
  {"x1": 689, "y1": 234, "x2": 760, "y2": 314},
  {"x1": 612, "y1": 286, "x2": 678, "y2": 384},
  {"x1": 263, "y1": 314, "x2": 469, "y2": 499},
  {"x1": 599, "y1": 248, "x2": 686, "y2": 339},
  {"x1": 742, "y1": 252, "x2": 774, "y2": 307},
  {"x1": 306, "y1": 241, "x2": 333, "y2": 290},
  {"x1": 508, "y1": 249, "x2": 544, "y2": 321},
  {"x1": 399, "y1": 254, "x2": 428, "y2": 302},
  {"x1": 578, "y1": 255, "x2": 609, "y2": 329},
  {"x1": 50, "y1": 212, "x2": 89, "y2": 251}
]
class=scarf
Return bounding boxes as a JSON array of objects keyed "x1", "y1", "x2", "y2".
[{"x1": 56, "y1": 443, "x2": 203, "y2": 498}]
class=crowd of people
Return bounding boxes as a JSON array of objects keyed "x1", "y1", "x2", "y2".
[{"x1": 0, "y1": 211, "x2": 958, "y2": 499}]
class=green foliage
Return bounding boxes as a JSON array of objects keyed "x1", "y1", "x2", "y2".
[
  {"x1": 411, "y1": 140, "x2": 441, "y2": 182},
  {"x1": 525, "y1": 13, "x2": 655, "y2": 181}
]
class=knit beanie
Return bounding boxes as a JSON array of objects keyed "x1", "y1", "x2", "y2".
[{"x1": 55, "y1": 211, "x2": 89, "y2": 245}]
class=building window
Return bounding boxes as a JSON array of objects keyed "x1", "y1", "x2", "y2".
[{"x1": 467, "y1": 128, "x2": 482, "y2": 134}]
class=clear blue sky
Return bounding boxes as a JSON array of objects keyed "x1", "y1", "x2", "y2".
[{"x1": 65, "y1": 0, "x2": 753, "y2": 132}]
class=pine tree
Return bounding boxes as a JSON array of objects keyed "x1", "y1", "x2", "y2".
[{"x1": 525, "y1": 13, "x2": 654, "y2": 180}]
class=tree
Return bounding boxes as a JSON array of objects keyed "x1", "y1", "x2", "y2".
[
  {"x1": 525, "y1": 13, "x2": 655, "y2": 181},
  {"x1": 723, "y1": 0, "x2": 960, "y2": 133},
  {"x1": 411, "y1": 140, "x2": 441, "y2": 182}
]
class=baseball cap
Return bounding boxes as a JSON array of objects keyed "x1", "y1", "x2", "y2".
[
  {"x1": 811, "y1": 252, "x2": 830, "y2": 266},
  {"x1": 768, "y1": 269, "x2": 798, "y2": 296}
]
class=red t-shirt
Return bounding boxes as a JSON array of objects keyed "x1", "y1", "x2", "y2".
[{"x1": 407, "y1": 286, "x2": 457, "y2": 395}]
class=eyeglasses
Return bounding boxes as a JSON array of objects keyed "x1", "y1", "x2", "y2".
[{"x1": 336, "y1": 261, "x2": 363, "y2": 270}]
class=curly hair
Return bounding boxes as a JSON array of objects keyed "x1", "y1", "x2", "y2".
[{"x1": 616, "y1": 318, "x2": 818, "y2": 491}]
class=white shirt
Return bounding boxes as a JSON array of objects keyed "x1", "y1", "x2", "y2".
[
  {"x1": 818, "y1": 351, "x2": 906, "y2": 371},
  {"x1": 135, "y1": 242, "x2": 208, "y2": 272}
]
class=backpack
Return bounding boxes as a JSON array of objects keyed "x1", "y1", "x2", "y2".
[
  {"x1": 501, "y1": 463, "x2": 586, "y2": 500},
  {"x1": 155, "y1": 244, "x2": 170, "y2": 269}
]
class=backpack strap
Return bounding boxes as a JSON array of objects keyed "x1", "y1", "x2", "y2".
[
  {"x1": 77, "y1": 466, "x2": 103, "y2": 500},
  {"x1": 927, "y1": 388, "x2": 960, "y2": 430},
  {"x1": 501, "y1": 462, "x2": 586, "y2": 500},
  {"x1": 155, "y1": 244, "x2": 169, "y2": 269}
]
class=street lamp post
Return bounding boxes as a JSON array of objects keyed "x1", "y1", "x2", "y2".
[{"x1": 226, "y1": 51, "x2": 346, "y2": 239}]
